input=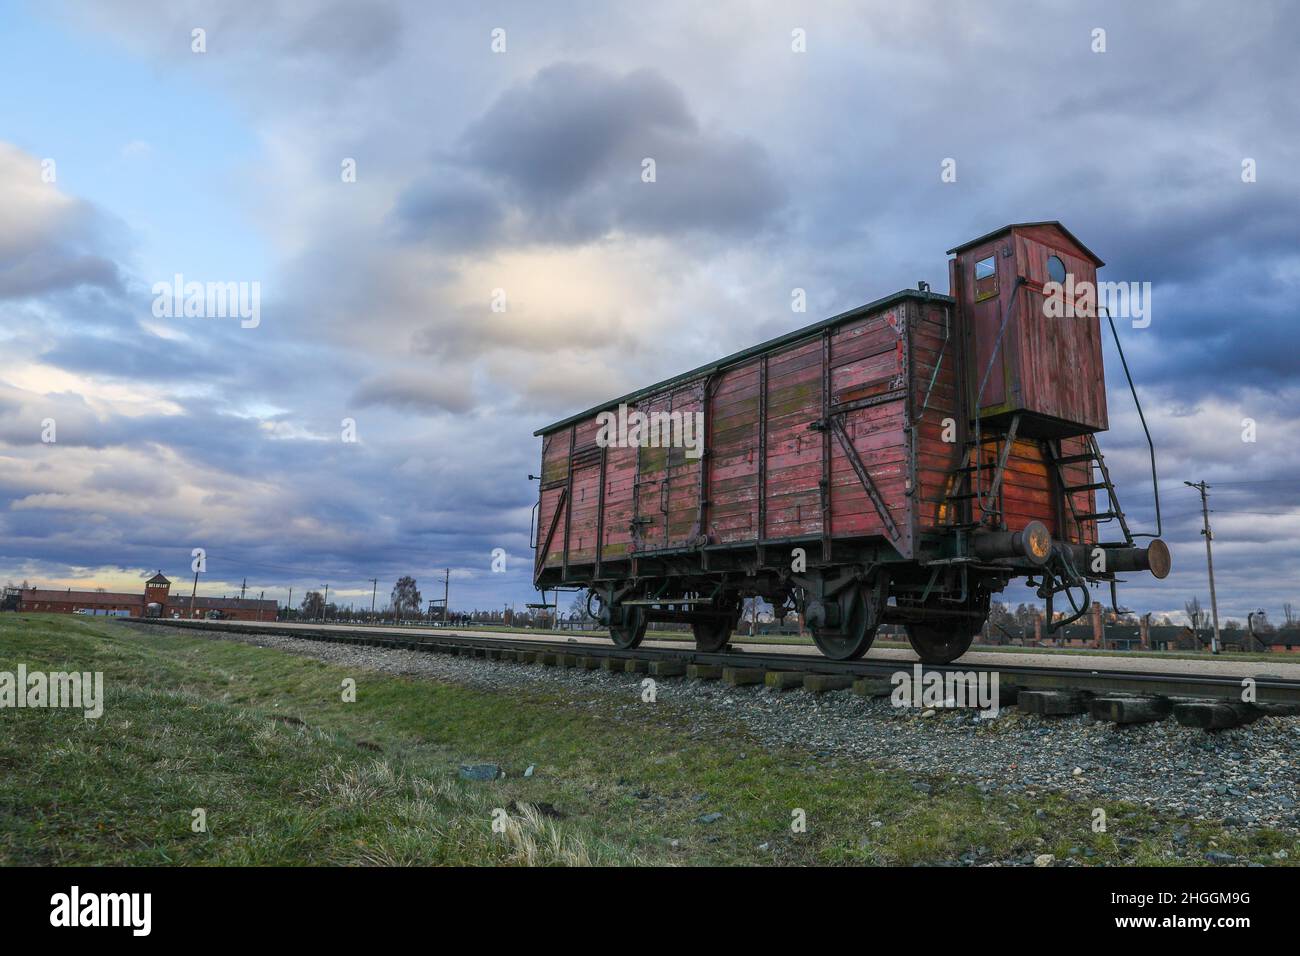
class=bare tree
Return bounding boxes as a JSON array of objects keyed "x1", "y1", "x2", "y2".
[
  {"x1": 391, "y1": 576, "x2": 422, "y2": 622},
  {"x1": 1283, "y1": 603, "x2": 1297, "y2": 628},
  {"x1": 987, "y1": 601, "x2": 1016, "y2": 641},
  {"x1": 301, "y1": 590, "x2": 324, "y2": 619},
  {"x1": 569, "y1": 590, "x2": 592, "y2": 622},
  {"x1": 1184, "y1": 596, "x2": 1204, "y2": 632},
  {"x1": 1012, "y1": 602, "x2": 1041, "y2": 639}
]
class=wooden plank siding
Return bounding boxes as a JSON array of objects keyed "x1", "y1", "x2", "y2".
[
  {"x1": 540, "y1": 298, "x2": 922, "y2": 571},
  {"x1": 952, "y1": 224, "x2": 1108, "y2": 437}
]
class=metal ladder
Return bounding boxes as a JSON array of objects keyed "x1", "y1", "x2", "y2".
[
  {"x1": 941, "y1": 413, "x2": 1022, "y2": 529},
  {"x1": 1041, "y1": 433, "x2": 1134, "y2": 546}
]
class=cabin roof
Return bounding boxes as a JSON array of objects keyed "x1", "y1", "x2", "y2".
[{"x1": 945, "y1": 221, "x2": 1105, "y2": 267}]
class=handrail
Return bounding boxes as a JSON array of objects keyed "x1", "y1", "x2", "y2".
[
  {"x1": 1100, "y1": 306, "x2": 1163, "y2": 538},
  {"x1": 917, "y1": 305, "x2": 951, "y2": 419}
]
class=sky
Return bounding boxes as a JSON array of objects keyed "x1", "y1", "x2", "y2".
[{"x1": 1, "y1": 0, "x2": 1298, "y2": 623}]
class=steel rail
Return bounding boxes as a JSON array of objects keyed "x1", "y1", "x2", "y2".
[{"x1": 124, "y1": 618, "x2": 1300, "y2": 705}]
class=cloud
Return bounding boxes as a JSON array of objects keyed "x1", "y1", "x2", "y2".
[
  {"x1": 0, "y1": 144, "x2": 124, "y2": 300},
  {"x1": 7, "y1": 0, "x2": 1300, "y2": 623},
  {"x1": 394, "y1": 62, "x2": 788, "y2": 247},
  {"x1": 352, "y1": 370, "x2": 476, "y2": 414}
]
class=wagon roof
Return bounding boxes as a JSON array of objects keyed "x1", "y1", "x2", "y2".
[
  {"x1": 945, "y1": 221, "x2": 1105, "y2": 267},
  {"x1": 534, "y1": 287, "x2": 951, "y2": 436}
]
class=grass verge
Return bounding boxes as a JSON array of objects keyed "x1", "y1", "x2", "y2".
[{"x1": 1, "y1": 614, "x2": 1294, "y2": 866}]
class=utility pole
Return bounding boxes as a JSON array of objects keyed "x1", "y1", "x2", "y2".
[
  {"x1": 240, "y1": 577, "x2": 246, "y2": 600},
  {"x1": 444, "y1": 568, "x2": 450, "y2": 625},
  {"x1": 287, "y1": 586, "x2": 293, "y2": 622},
  {"x1": 369, "y1": 578, "x2": 378, "y2": 623},
  {"x1": 322, "y1": 584, "x2": 329, "y2": 622},
  {"x1": 189, "y1": 570, "x2": 199, "y2": 619},
  {"x1": 1185, "y1": 480, "x2": 1221, "y2": 655}
]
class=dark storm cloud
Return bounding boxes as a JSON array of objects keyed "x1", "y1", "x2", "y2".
[
  {"x1": 0, "y1": 386, "x2": 537, "y2": 600},
  {"x1": 62, "y1": 0, "x2": 405, "y2": 75},
  {"x1": 38, "y1": 327, "x2": 219, "y2": 383},
  {"x1": 0, "y1": 180, "x2": 125, "y2": 301},
  {"x1": 390, "y1": 176, "x2": 506, "y2": 248},
  {"x1": 463, "y1": 64, "x2": 695, "y2": 200},
  {"x1": 352, "y1": 371, "x2": 476, "y2": 414},
  {"x1": 278, "y1": 0, "x2": 403, "y2": 71},
  {"x1": 0, "y1": 250, "x2": 121, "y2": 300},
  {"x1": 393, "y1": 62, "x2": 787, "y2": 246}
]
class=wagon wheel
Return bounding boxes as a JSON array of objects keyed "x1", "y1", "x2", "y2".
[
  {"x1": 609, "y1": 606, "x2": 647, "y2": 650},
  {"x1": 904, "y1": 621, "x2": 977, "y2": 665},
  {"x1": 810, "y1": 586, "x2": 877, "y2": 661},
  {"x1": 692, "y1": 602, "x2": 739, "y2": 653},
  {"x1": 903, "y1": 589, "x2": 988, "y2": 664}
]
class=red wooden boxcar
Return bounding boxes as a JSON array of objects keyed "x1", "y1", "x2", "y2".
[{"x1": 533, "y1": 223, "x2": 1169, "y2": 662}]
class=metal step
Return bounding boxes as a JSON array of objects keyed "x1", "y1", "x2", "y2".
[
  {"x1": 1062, "y1": 482, "x2": 1109, "y2": 493},
  {"x1": 1074, "y1": 511, "x2": 1119, "y2": 522},
  {"x1": 1053, "y1": 453, "x2": 1098, "y2": 466}
]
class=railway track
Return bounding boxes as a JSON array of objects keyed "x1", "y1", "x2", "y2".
[{"x1": 128, "y1": 618, "x2": 1300, "y2": 727}]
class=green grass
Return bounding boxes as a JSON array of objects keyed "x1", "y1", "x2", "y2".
[{"x1": 1, "y1": 613, "x2": 1295, "y2": 866}]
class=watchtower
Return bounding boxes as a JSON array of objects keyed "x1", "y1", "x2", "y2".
[{"x1": 145, "y1": 571, "x2": 171, "y2": 607}]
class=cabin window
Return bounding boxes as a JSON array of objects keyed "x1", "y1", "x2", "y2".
[
  {"x1": 1046, "y1": 254, "x2": 1067, "y2": 284},
  {"x1": 973, "y1": 256, "x2": 997, "y2": 301}
]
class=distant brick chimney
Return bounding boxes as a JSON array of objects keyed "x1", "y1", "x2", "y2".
[{"x1": 1091, "y1": 602, "x2": 1104, "y2": 647}]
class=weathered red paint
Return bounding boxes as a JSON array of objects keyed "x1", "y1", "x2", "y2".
[{"x1": 535, "y1": 223, "x2": 1113, "y2": 582}]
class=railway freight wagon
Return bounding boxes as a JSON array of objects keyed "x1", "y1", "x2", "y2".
[{"x1": 532, "y1": 222, "x2": 1170, "y2": 663}]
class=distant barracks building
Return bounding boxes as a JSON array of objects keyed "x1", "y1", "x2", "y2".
[{"x1": 18, "y1": 572, "x2": 277, "y2": 621}]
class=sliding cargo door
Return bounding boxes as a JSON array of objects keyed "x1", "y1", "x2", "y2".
[
  {"x1": 764, "y1": 339, "x2": 825, "y2": 541},
  {"x1": 706, "y1": 363, "x2": 761, "y2": 545},
  {"x1": 565, "y1": 419, "x2": 603, "y2": 568},
  {"x1": 631, "y1": 383, "x2": 706, "y2": 554},
  {"x1": 535, "y1": 432, "x2": 570, "y2": 579},
  {"x1": 664, "y1": 384, "x2": 705, "y2": 548}
]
